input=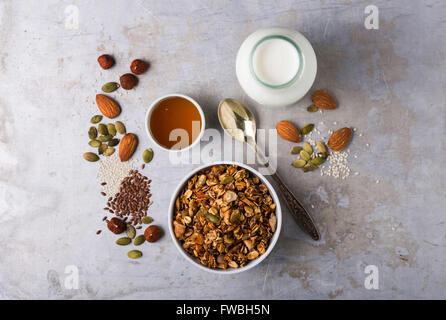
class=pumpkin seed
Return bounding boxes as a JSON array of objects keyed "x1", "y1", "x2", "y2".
[
  {"x1": 143, "y1": 148, "x2": 154, "y2": 163},
  {"x1": 310, "y1": 157, "x2": 326, "y2": 166},
  {"x1": 230, "y1": 209, "x2": 241, "y2": 223},
  {"x1": 115, "y1": 121, "x2": 126, "y2": 134},
  {"x1": 302, "y1": 163, "x2": 317, "y2": 172},
  {"x1": 205, "y1": 212, "x2": 220, "y2": 224},
  {"x1": 107, "y1": 123, "x2": 117, "y2": 136},
  {"x1": 98, "y1": 123, "x2": 108, "y2": 136},
  {"x1": 90, "y1": 115, "x2": 103, "y2": 124},
  {"x1": 98, "y1": 135, "x2": 112, "y2": 142},
  {"x1": 290, "y1": 146, "x2": 303, "y2": 154},
  {"x1": 127, "y1": 250, "x2": 142, "y2": 259},
  {"x1": 141, "y1": 216, "x2": 153, "y2": 224},
  {"x1": 221, "y1": 176, "x2": 234, "y2": 184},
  {"x1": 116, "y1": 237, "x2": 131, "y2": 246},
  {"x1": 88, "y1": 126, "x2": 98, "y2": 139},
  {"x1": 307, "y1": 105, "x2": 318, "y2": 112},
  {"x1": 126, "y1": 224, "x2": 136, "y2": 239},
  {"x1": 196, "y1": 208, "x2": 207, "y2": 219},
  {"x1": 316, "y1": 141, "x2": 327, "y2": 154},
  {"x1": 83, "y1": 152, "x2": 99, "y2": 162},
  {"x1": 133, "y1": 235, "x2": 145, "y2": 246},
  {"x1": 198, "y1": 174, "x2": 207, "y2": 185},
  {"x1": 303, "y1": 142, "x2": 313, "y2": 154},
  {"x1": 300, "y1": 150, "x2": 311, "y2": 161},
  {"x1": 98, "y1": 143, "x2": 108, "y2": 155},
  {"x1": 102, "y1": 82, "x2": 120, "y2": 93},
  {"x1": 317, "y1": 152, "x2": 327, "y2": 159},
  {"x1": 108, "y1": 138, "x2": 120, "y2": 147},
  {"x1": 301, "y1": 123, "x2": 314, "y2": 135},
  {"x1": 292, "y1": 159, "x2": 307, "y2": 168},
  {"x1": 89, "y1": 140, "x2": 101, "y2": 148},
  {"x1": 104, "y1": 147, "x2": 115, "y2": 156}
]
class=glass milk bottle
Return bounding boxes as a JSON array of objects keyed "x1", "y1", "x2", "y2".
[{"x1": 236, "y1": 27, "x2": 317, "y2": 107}]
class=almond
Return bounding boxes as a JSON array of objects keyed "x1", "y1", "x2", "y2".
[
  {"x1": 328, "y1": 127, "x2": 352, "y2": 152},
  {"x1": 276, "y1": 121, "x2": 301, "y2": 143},
  {"x1": 119, "y1": 133, "x2": 138, "y2": 162},
  {"x1": 312, "y1": 90, "x2": 336, "y2": 110},
  {"x1": 96, "y1": 94, "x2": 121, "y2": 119}
]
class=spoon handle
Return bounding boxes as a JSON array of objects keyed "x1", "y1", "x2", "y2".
[{"x1": 270, "y1": 172, "x2": 321, "y2": 241}]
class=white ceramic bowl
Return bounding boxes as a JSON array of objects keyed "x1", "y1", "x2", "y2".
[
  {"x1": 168, "y1": 161, "x2": 282, "y2": 274},
  {"x1": 144, "y1": 93, "x2": 206, "y2": 152}
]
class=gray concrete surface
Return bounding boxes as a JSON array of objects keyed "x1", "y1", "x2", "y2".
[{"x1": 0, "y1": 0, "x2": 445, "y2": 299}]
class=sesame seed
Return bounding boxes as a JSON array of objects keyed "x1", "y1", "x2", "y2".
[{"x1": 97, "y1": 154, "x2": 136, "y2": 197}]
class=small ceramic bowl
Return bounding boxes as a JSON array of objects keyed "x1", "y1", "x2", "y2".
[
  {"x1": 168, "y1": 161, "x2": 282, "y2": 274},
  {"x1": 144, "y1": 93, "x2": 206, "y2": 152}
]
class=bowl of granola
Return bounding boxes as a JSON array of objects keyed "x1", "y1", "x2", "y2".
[{"x1": 168, "y1": 162, "x2": 281, "y2": 274}]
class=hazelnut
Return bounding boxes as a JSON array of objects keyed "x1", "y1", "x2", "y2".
[
  {"x1": 144, "y1": 225, "x2": 163, "y2": 242},
  {"x1": 130, "y1": 59, "x2": 149, "y2": 75},
  {"x1": 107, "y1": 217, "x2": 126, "y2": 234},
  {"x1": 97, "y1": 54, "x2": 114, "y2": 69},
  {"x1": 120, "y1": 73, "x2": 138, "y2": 90}
]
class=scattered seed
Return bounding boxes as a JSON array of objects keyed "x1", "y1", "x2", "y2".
[
  {"x1": 108, "y1": 138, "x2": 120, "y2": 147},
  {"x1": 116, "y1": 237, "x2": 132, "y2": 246},
  {"x1": 115, "y1": 121, "x2": 126, "y2": 135},
  {"x1": 126, "y1": 224, "x2": 136, "y2": 239},
  {"x1": 88, "y1": 127, "x2": 98, "y2": 140},
  {"x1": 303, "y1": 142, "x2": 313, "y2": 154},
  {"x1": 98, "y1": 124, "x2": 108, "y2": 136},
  {"x1": 104, "y1": 147, "x2": 115, "y2": 156},
  {"x1": 301, "y1": 124, "x2": 314, "y2": 135},
  {"x1": 102, "y1": 82, "x2": 120, "y2": 93},
  {"x1": 83, "y1": 152, "x2": 99, "y2": 162},
  {"x1": 133, "y1": 235, "x2": 145, "y2": 246},
  {"x1": 101, "y1": 182, "x2": 107, "y2": 186},
  {"x1": 90, "y1": 115, "x2": 103, "y2": 124},
  {"x1": 300, "y1": 150, "x2": 311, "y2": 161},
  {"x1": 107, "y1": 123, "x2": 117, "y2": 136},
  {"x1": 127, "y1": 250, "x2": 142, "y2": 259},
  {"x1": 290, "y1": 146, "x2": 303, "y2": 155},
  {"x1": 142, "y1": 216, "x2": 153, "y2": 224},
  {"x1": 316, "y1": 141, "x2": 327, "y2": 154},
  {"x1": 307, "y1": 105, "x2": 318, "y2": 112},
  {"x1": 96, "y1": 230, "x2": 102, "y2": 235},
  {"x1": 143, "y1": 148, "x2": 154, "y2": 163},
  {"x1": 292, "y1": 159, "x2": 306, "y2": 168},
  {"x1": 89, "y1": 140, "x2": 101, "y2": 148},
  {"x1": 101, "y1": 192, "x2": 106, "y2": 196}
]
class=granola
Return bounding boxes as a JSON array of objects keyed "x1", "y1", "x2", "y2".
[{"x1": 173, "y1": 165, "x2": 277, "y2": 269}]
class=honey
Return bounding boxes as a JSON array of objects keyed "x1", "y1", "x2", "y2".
[{"x1": 149, "y1": 97, "x2": 202, "y2": 149}]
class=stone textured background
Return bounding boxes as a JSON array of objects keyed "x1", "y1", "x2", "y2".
[{"x1": 0, "y1": 0, "x2": 445, "y2": 299}]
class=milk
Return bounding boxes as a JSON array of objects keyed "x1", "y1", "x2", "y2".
[
  {"x1": 236, "y1": 27, "x2": 317, "y2": 107},
  {"x1": 252, "y1": 38, "x2": 300, "y2": 86}
]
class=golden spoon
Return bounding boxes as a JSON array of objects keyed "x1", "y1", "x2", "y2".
[{"x1": 218, "y1": 98, "x2": 320, "y2": 241}]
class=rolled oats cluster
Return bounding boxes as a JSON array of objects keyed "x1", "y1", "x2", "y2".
[{"x1": 173, "y1": 165, "x2": 277, "y2": 269}]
